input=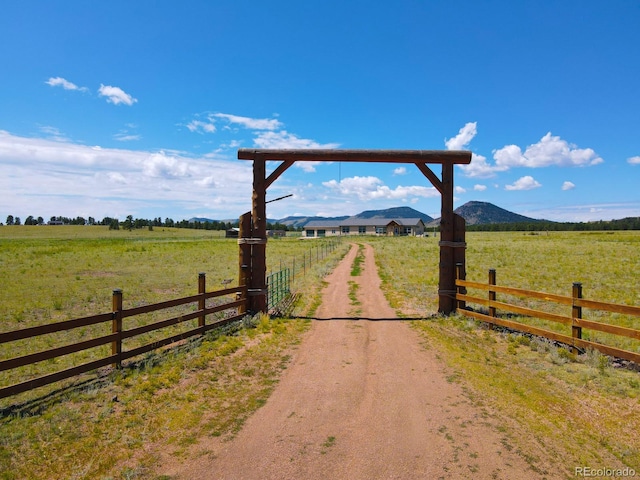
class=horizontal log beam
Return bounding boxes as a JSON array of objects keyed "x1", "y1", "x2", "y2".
[{"x1": 238, "y1": 149, "x2": 472, "y2": 164}]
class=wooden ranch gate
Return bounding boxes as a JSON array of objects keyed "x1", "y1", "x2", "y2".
[{"x1": 237, "y1": 149, "x2": 472, "y2": 315}]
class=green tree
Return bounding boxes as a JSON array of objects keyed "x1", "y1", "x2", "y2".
[{"x1": 123, "y1": 215, "x2": 134, "y2": 231}]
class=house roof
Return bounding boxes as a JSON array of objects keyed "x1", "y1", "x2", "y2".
[
  {"x1": 304, "y1": 220, "x2": 342, "y2": 228},
  {"x1": 339, "y1": 217, "x2": 425, "y2": 227},
  {"x1": 304, "y1": 218, "x2": 425, "y2": 229}
]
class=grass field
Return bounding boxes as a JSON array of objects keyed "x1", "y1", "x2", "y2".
[
  {"x1": 0, "y1": 226, "x2": 346, "y2": 405},
  {"x1": 1, "y1": 227, "x2": 639, "y2": 479},
  {"x1": 369, "y1": 231, "x2": 640, "y2": 476},
  {"x1": 370, "y1": 231, "x2": 640, "y2": 353}
]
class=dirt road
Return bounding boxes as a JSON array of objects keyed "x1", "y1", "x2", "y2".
[{"x1": 172, "y1": 243, "x2": 552, "y2": 479}]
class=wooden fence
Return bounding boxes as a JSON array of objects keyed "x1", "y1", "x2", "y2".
[
  {"x1": 455, "y1": 267, "x2": 640, "y2": 364},
  {"x1": 0, "y1": 273, "x2": 247, "y2": 400}
]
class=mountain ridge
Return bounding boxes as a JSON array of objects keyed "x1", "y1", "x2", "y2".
[{"x1": 189, "y1": 201, "x2": 543, "y2": 228}]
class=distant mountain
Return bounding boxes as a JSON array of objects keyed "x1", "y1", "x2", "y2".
[
  {"x1": 188, "y1": 217, "x2": 218, "y2": 223},
  {"x1": 352, "y1": 206, "x2": 434, "y2": 222},
  {"x1": 191, "y1": 203, "x2": 540, "y2": 229},
  {"x1": 430, "y1": 201, "x2": 543, "y2": 226}
]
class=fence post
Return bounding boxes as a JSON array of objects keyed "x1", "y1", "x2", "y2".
[
  {"x1": 198, "y1": 273, "x2": 206, "y2": 328},
  {"x1": 572, "y1": 282, "x2": 583, "y2": 353},
  {"x1": 488, "y1": 269, "x2": 497, "y2": 318},
  {"x1": 112, "y1": 289, "x2": 123, "y2": 369},
  {"x1": 456, "y1": 262, "x2": 466, "y2": 311}
]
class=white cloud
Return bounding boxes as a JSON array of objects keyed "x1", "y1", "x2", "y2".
[
  {"x1": 445, "y1": 122, "x2": 477, "y2": 150},
  {"x1": 213, "y1": 113, "x2": 283, "y2": 131},
  {"x1": 186, "y1": 120, "x2": 216, "y2": 134},
  {"x1": 505, "y1": 176, "x2": 542, "y2": 191},
  {"x1": 494, "y1": 133, "x2": 603, "y2": 168},
  {"x1": 393, "y1": 166, "x2": 407, "y2": 175},
  {"x1": 254, "y1": 130, "x2": 340, "y2": 150},
  {"x1": 39, "y1": 126, "x2": 69, "y2": 142},
  {"x1": 0, "y1": 130, "x2": 252, "y2": 219},
  {"x1": 562, "y1": 181, "x2": 576, "y2": 191},
  {"x1": 114, "y1": 133, "x2": 141, "y2": 142},
  {"x1": 628, "y1": 156, "x2": 640, "y2": 165},
  {"x1": 473, "y1": 184, "x2": 487, "y2": 191},
  {"x1": 46, "y1": 77, "x2": 88, "y2": 92},
  {"x1": 322, "y1": 176, "x2": 438, "y2": 200},
  {"x1": 98, "y1": 84, "x2": 137, "y2": 106},
  {"x1": 458, "y1": 153, "x2": 506, "y2": 178},
  {"x1": 455, "y1": 186, "x2": 466, "y2": 194}
]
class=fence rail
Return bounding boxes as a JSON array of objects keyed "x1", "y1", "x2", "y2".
[
  {"x1": 455, "y1": 268, "x2": 640, "y2": 364},
  {"x1": 0, "y1": 274, "x2": 247, "y2": 400}
]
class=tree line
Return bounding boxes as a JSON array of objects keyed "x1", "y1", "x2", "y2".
[
  {"x1": 2, "y1": 214, "x2": 298, "y2": 232},
  {"x1": 466, "y1": 217, "x2": 640, "y2": 231}
]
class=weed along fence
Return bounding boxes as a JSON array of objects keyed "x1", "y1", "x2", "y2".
[
  {"x1": 0, "y1": 274, "x2": 247, "y2": 400},
  {"x1": 455, "y1": 267, "x2": 640, "y2": 364}
]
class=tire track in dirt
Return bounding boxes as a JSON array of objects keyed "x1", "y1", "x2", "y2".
[{"x1": 167, "y1": 243, "x2": 559, "y2": 479}]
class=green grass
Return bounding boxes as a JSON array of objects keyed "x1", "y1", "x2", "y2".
[
  {"x1": 0, "y1": 226, "x2": 347, "y2": 406},
  {"x1": 350, "y1": 243, "x2": 365, "y2": 276},
  {"x1": 2, "y1": 229, "x2": 639, "y2": 478},
  {"x1": 369, "y1": 231, "x2": 640, "y2": 352},
  {"x1": 363, "y1": 231, "x2": 640, "y2": 476},
  {"x1": 411, "y1": 316, "x2": 640, "y2": 476},
  {"x1": 0, "y1": 317, "x2": 310, "y2": 480}
]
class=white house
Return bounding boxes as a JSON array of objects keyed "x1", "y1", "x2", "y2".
[{"x1": 304, "y1": 218, "x2": 426, "y2": 237}]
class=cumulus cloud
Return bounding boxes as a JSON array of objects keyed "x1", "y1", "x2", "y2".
[
  {"x1": 322, "y1": 176, "x2": 438, "y2": 200},
  {"x1": 98, "y1": 84, "x2": 137, "y2": 106},
  {"x1": 474, "y1": 184, "x2": 487, "y2": 191},
  {"x1": 0, "y1": 130, "x2": 253, "y2": 219},
  {"x1": 628, "y1": 156, "x2": 640, "y2": 165},
  {"x1": 184, "y1": 113, "x2": 339, "y2": 172},
  {"x1": 445, "y1": 122, "x2": 477, "y2": 150},
  {"x1": 46, "y1": 77, "x2": 88, "y2": 92},
  {"x1": 458, "y1": 153, "x2": 507, "y2": 178},
  {"x1": 455, "y1": 186, "x2": 466, "y2": 194},
  {"x1": 252, "y1": 131, "x2": 340, "y2": 172},
  {"x1": 505, "y1": 176, "x2": 542, "y2": 191},
  {"x1": 562, "y1": 181, "x2": 576, "y2": 191},
  {"x1": 393, "y1": 166, "x2": 407, "y2": 175},
  {"x1": 449, "y1": 123, "x2": 604, "y2": 179},
  {"x1": 494, "y1": 133, "x2": 603, "y2": 168}
]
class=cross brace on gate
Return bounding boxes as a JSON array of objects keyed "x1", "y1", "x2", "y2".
[{"x1": 237, "y1": 149, "x2": 472, "y2": 315}]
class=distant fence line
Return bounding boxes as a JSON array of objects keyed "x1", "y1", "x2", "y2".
[
  {"x1": 266, "y1": 238, "x2": 343, "y2": 315},
  {"x1": 455, "y1": 266, "x2": 640, "y2": 364},
  {"x1": 269, "y1": 238, "x2": 342, "y2": 285}
]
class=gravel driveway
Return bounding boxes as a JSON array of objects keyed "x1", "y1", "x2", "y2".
[{"x1": 172, "y1": 243, "x2": 557, "y2": 479}]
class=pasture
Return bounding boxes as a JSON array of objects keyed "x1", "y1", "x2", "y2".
[
  {"x1": 0, "y1": 226, "x2": 344, "y2": 404},
  {"x1": 1, "y1": 227, "x2": 639, "y2": 479}
]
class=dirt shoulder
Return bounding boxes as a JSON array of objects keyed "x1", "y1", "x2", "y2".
[{"x1": 165, "y1": 243, "x2": 561, "y2": 479}]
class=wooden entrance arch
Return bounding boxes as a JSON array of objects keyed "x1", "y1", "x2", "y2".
[{"x1": 237, "y1": 149, "x2": 472, "y2": 315}]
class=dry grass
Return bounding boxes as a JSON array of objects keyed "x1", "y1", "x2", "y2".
[
  {"x1": 365, "y1": 231, "x2": 640, "y2": 475},
  {"x1": 2, "y1": 229, "x2": 639, "y2": 478}
]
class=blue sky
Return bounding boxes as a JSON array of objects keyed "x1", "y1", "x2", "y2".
[{"x1": 1, "y1": 1, "x2": 638, "y2": 223}]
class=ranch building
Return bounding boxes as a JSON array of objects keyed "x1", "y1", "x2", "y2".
[{"x1": 304, "y1": 218, "x2": 426, "y2": 237}]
